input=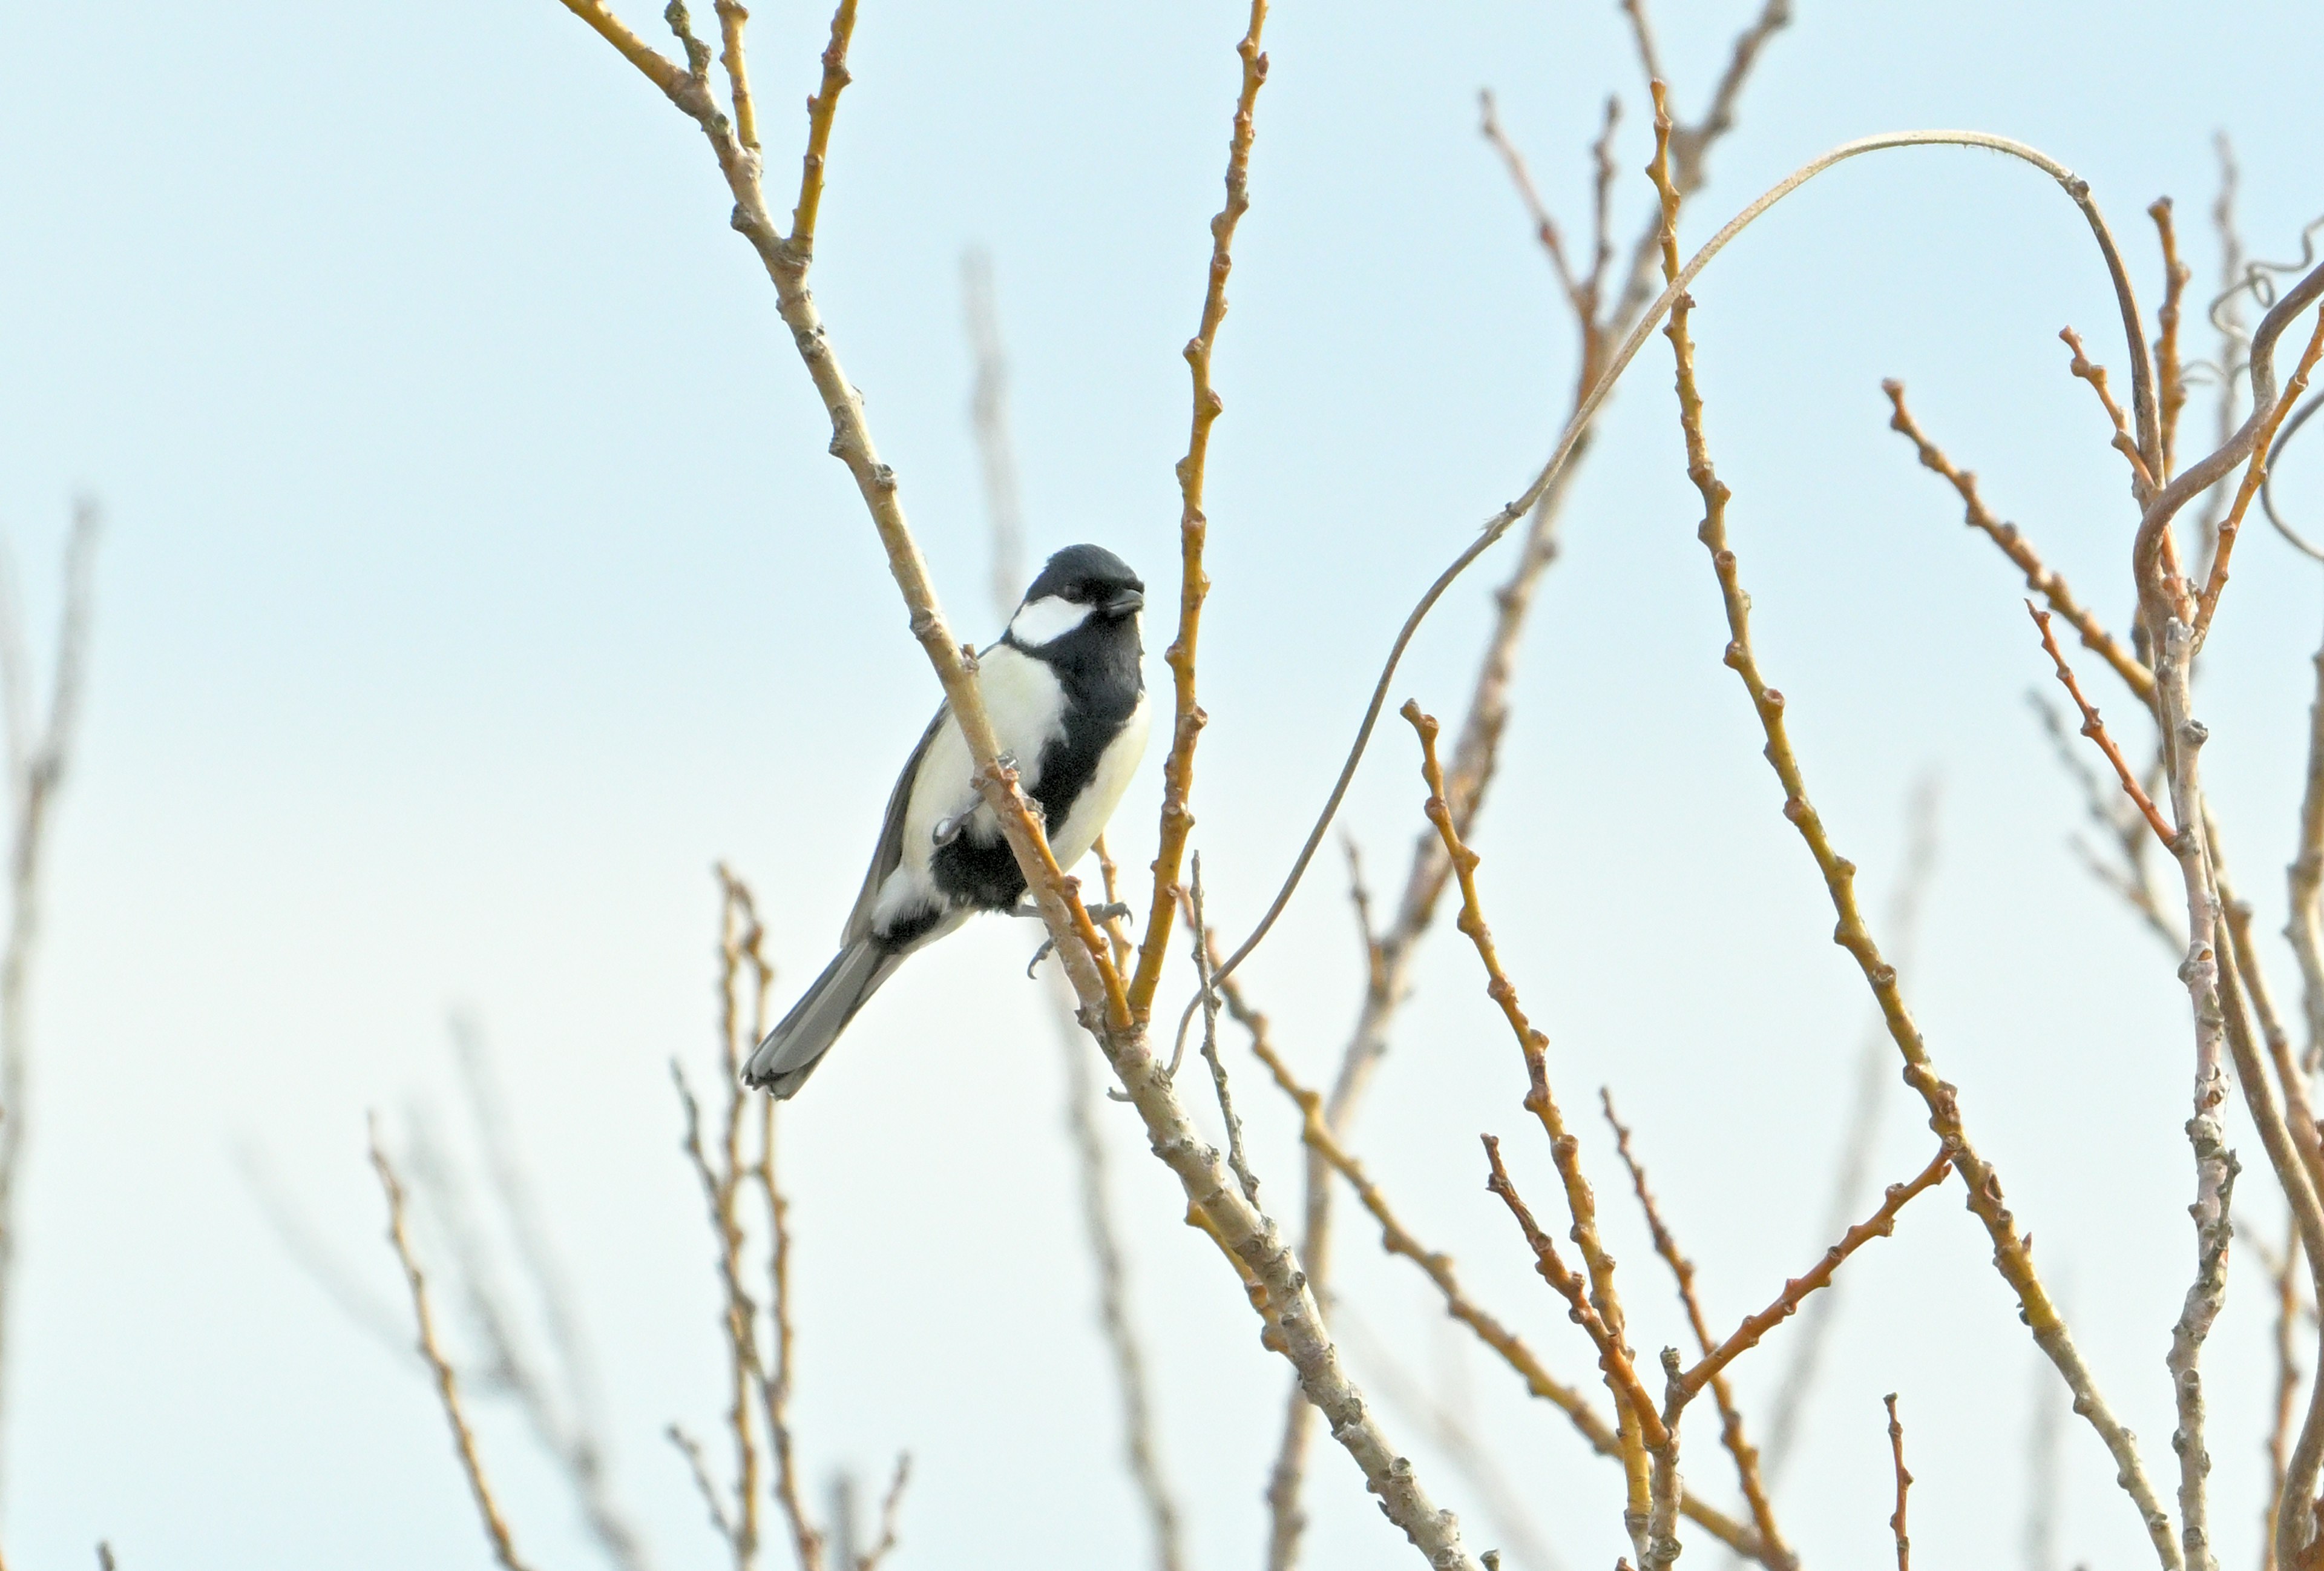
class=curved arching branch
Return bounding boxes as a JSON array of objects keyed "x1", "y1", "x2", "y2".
[
  {"x1": 2141, "y1": 260, "x2": 2324, "y2": 630},
  {"x1": 1201, "y1": 128, "x2": 2155, "y2": 999}
]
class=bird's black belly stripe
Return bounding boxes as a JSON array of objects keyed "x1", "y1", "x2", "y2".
[{"x1": 929, "y1": 828, "x2": 1027, "y2": 912}]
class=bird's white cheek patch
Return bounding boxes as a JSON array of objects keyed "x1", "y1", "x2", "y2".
[{"x1": 1008, "y1": 594, "x2": 1091, "y2": 646}]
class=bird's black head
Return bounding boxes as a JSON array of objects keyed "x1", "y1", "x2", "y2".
[
  {"x1": 1022, "y1": 544, "x2": 1144, "y2": 618},
  {"x1": 1005, "y1": 544, "x2": 1146, "y2": 652}
]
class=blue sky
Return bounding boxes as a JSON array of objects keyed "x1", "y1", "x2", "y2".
[{"x1": 2, "y1": 1, "x2": 2322, "y2": 1567}]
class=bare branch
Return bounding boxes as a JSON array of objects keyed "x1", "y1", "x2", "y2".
[
  {"x1": 2194, "y1": 308, "x2": 2324, "y2": 639},
  {"x1": 1674, "y1": 1149, "x2": 1951, "y2": 1404},
  {"x1": 1184, "y1": 856, "x2": 1257, "y2": 1205},
  {"x1": 2265, "y1": 1219, "x2": 2306, "y2": 1571},
  {"x1": 1762, "y1": 776, "x2": 1943, "y2": 1482},
  {"x1": 2155, "y1": 198, "x2": 2194, "y2": 479},
  {"x1": 1265, "y1": 28, "x2": 1796, "y2": 1554},
  {"x1": 0, "y1": 499, "x2": 96, "y2": 1454},
  {"x1": 2210, "y1": 914, "x2": 2324, "y2": 1568},
  {"x1": 965, "y1": 245, "x2": 1186, "y2": 1571},
  {"x1": 1602, "y1": 1092, "x2": 1794, "y2": 1571},
  {"x1": 1126, "y1": 0, "x2": 1271, "y2": 1021},
  {"x1": 1205, "y1": 125, "x2": 2158, "y2": 1009},
  {"x1": 1235, "y1": 989, "x2": 1771, "y2": 1563},
  {"x1": 1480, "y1": 1136, "x2": 1666, "y2": 1453},
  {"x1": 753, "y1": 1093, "x2": 821, "y2": 1571},
  {"x1": 1884, "y1": 380, "x2": 2153, "y2": 702},
  {"x1": 669, "y1": 1424, "x2": 740, "y2": 1549},
  {"x1": 1046, "y1": 970, "x2": 1187, "y2": 1571},
  {"x1": 1334, "y1": 1311, "x2": 1563, "y2": 1571},
  {"x1": 1642, "y1": 89, "x2": 2180, "y2": 1568},
  {"x1": 853, "y1": 1454, "x2": 910, "y2": 1571},
  {"x1": 1410, "y1": 700, "x2": 1652, "y2": 1547},
  {"x1": 2027, "y1": 602, "x2": 2175, "y2": 843},
  {"x1": 2062, "y1": 324, "x2": 2161, "y2": 499},
  {"x1": 962, "y1": 248, "x2": 1026, "y2": 620},
  {"x1": 1886, "y1": 1395, "x2": 1912, "y2": 1571},
  {"x1": 370, "y1": 1118, "x2": 533, "y2": 1571}
]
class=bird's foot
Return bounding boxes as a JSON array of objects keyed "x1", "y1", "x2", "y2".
[{"x1": 1024, "y1": 937, "x2": 1057, "y2": 979}]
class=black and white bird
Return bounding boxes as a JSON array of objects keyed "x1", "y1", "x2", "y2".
[{"x1": 743, "y1": 544, "x2": 1152, "y2": 1098}]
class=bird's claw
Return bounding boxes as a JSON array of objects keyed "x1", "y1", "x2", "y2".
[{"x1": 1025, "y1": 937, "x2": 1057, "y2": 979}]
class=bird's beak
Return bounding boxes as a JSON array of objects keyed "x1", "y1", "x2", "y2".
[{"x1": 1103, "y1": 590, "x2": 1145, "y2": 618}]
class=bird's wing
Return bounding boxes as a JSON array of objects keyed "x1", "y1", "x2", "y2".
[{"x1": 841, "y1": 700, "x2": 951, "y2": 946}]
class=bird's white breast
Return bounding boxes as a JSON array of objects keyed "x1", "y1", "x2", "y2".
[
  {"x1": 881, "y1": 645, "x2": 1072, "y2": 927},
  {"x1": 1049, "y1": 692, "x2": 1150, "y2": 870}
]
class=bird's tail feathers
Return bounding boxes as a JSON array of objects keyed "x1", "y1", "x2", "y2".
[{"x1": 742, "y1": 938, "x2": 902, "y2": 1099}]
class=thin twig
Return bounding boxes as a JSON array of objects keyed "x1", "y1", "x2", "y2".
[
  {"x1": 2156, "y1": 197, "x2": 2194, "y2": 479},
  {"x1": 1184, "y1": 857, "x2": 1256, "y2": 1205},
  {"x1": 1265, "y1": 29, "x2": 1793, "y2": 1558},
  {"x1": 1762, "y1": 776, "x2": 1944, "y2": 1483},
  {"x1": 2194, "y1": 308, "x2": 2324, "y2": 642},
  {"x1": 1885, "y1": 1395, "x2": 1911, "y2": 1571},
  {"x1": 1602, "y1": 1092, "x2": 1794, "y2": 1571},
  {"x1": 2027, "y1": 691, "x2": 2179, "y2": 947},
  {"x1": 1479, "y1": 89, "x2": 1587, "y2": 321},
  {"x1": 2265, "y1": 1217, "x2": 2305, "y2": 1571},
  {"x1": 962, "y1": 248, "x2": 1026, "y2": 622},
  {"x1": 853, "y1": 1454, "x2": 910, "y2": 1571},
  {"x1": 1410, "y1": 702, "x2": 1652, "y2": 1548},
  {"x1": 2191, "y1": 138, "x2": 2246, "y2": 574},
  {"x1": 2027, "y1": 602, "x2": 2176, "y2": 843},
  {"x1": 753, "y1": 1090, "x2": 821, "y2": 1571},
  {"x1": 370, "y1": 1118, "x2": 534, "y2": 1571},
  {"x1": 0, "y1": 500, "x2": 96, "y2": 1457},
  {"x1": 1643, "y1": 84, "x2": 2181, "y2": 1570},
  {"x1": 447, "y1": 1021, "x2": 651, "y2": 1571},
  {"x1": 1883, "y1": 380, "x2": 2154, "y2": 701},
  {"x1": 1127, "y1": 0, "x2": 1271, "y2": 1021},
  {"x1": 1480, "y1": 1136, "x2": 1665, "y2": 1448},
  {"x1": 674, "y1": 1059, "x2": 767, "y2": 1568},
  {"x1": 2291, "y1": 615, "x2": 2324, "y2": 1072},
  {"x1": 2063, "y1": 324, "x2": 2161, "y2": 498},
  {"x1": 1674, "y1": 1148, "x2": 1952, "y2": 1403},
  {"x1": 1236, "y1": 991, "x2": 1770, "y2": 1563},
  {"x1": 669, "y1": 1423, "x2": 740, "y2": 1547},
  {"x1": 1046, "y1": 970, "x2": 1187, "y2": 1571}
]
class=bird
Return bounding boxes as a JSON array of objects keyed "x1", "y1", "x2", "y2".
[{"x1": 743, "y1": 543, "x2": 1152, "y2": 1098}]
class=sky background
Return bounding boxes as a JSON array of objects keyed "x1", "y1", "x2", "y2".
[{"x1": 3, "y1": 1, "x2": 2324, "y2": 1567}]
